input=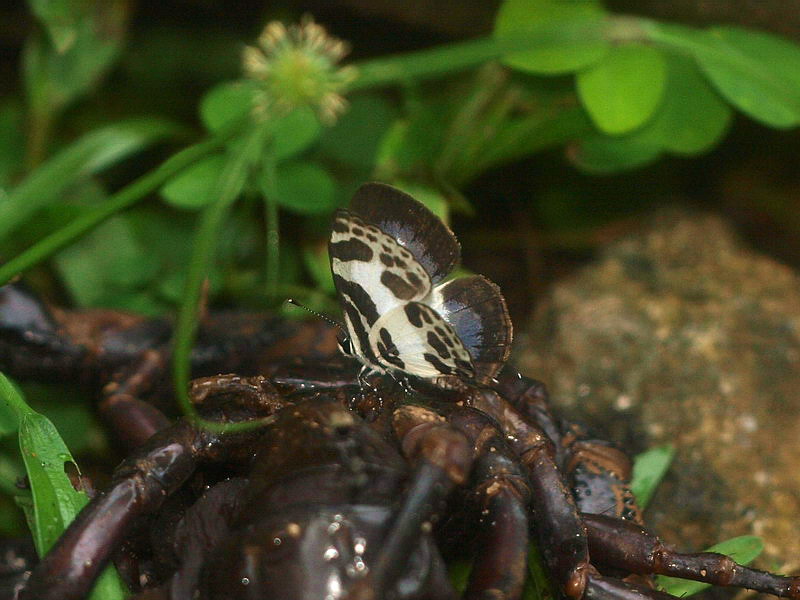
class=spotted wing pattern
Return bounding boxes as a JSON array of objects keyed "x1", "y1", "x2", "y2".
[
  {"x1": 329, "y1": 211, "x2": 431, "y2": 364},
  {"x1": 348, "y1": 183, "x2": 460, "y2": 284},
  {"x1": 329, "y1": 182, "x2": 512, "y2": 384},
  {"x1": 368, "y1": 302, "x2": 475, "y2": 379},
  {"x1": 429, "y1": 275, "x2": 512, "y2": 383}
]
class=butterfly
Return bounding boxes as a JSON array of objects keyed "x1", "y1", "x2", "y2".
[{"x1": 329, "y1": 182, "x2": 512, "y2": 387}]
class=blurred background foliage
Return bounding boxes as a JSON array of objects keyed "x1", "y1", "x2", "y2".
[
  {"x1": 3, "y1": 0, "x2": 800, "y2": 323},
  {"x1": 1, "y1": 0, "x2": 800, "y2": 589}
]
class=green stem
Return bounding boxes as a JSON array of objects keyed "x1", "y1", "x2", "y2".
[
  {"x1": 25, "y1": 108, "x2": 53, "y2": 171},
  {"x1": 0, "y1": 125, "x2": 237, "y2": 287},
  {"x1": 261, "y1": 155, "x2": 280, "y2": 301},
  {"x1": 350, "y1": 22, "x2": 606, "y2": 89},
  {"x1": 171, "y1": 126, "x2": 276, "y2": 433}
]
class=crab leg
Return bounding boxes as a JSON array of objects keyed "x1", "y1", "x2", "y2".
[
  {"x1": 583, "y1": 514, "x2": 800, "y2": 599},
  {"x1": 20, "y1": 420, "x2": 214, "y2": 600},
  {"x1": 471, "y1": 386, "x2": 591, "y2": 599},
  {"x1": 443, "y1": 405, "x2": 531, "y2": 600},
  {"x1": 351, "y1": 404, "x2": 473, "y2": 600},
  {"x1": 20, "y1": 375, "x2": 284, "y2": 600},
  {"x1": 584, "y1": 572, "x2": 676, "y2": 600},
  {"x1": 99, "y1": 348, "x2": 172, "y2": 449}
]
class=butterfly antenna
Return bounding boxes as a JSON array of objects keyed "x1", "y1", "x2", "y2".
[{"x1": 285, "y1": 298, "x2": 346, "y2": 334}]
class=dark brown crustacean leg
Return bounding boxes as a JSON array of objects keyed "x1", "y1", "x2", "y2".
[
  {"x1": 350, "y1": 403, "x2": 473, "y2": 600},
  {"x1": 19, "y1": 420, "x2": 217, "y2": 600},
  {"x1": 99, "y1": 348, "x2": 173, "y2": 449},
  {"x1": 472, "y1": 383, "x2": 591, "y2": 600},
  {"x1": 19, "y1": 375, "x2": 285, "y2": 600},
  {"x1": 0, "y1": 281, "x2": 340, "y2": 394},
  {"x1": 486, "y1": 372, "x2": 680, "y2": 600},
  {"x1": 583, "y1": 513, "x2": 800, "y2": 599},
  {"x1": 558, "y1": 403, "x2": 800, "y2": 599},
  {"x1": 440, "y1": 404, "x2": 532, "y2": 600}
]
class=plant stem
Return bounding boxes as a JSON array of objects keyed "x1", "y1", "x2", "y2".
[
  {"x1": 350, "y1": 23, "x2": 606, "y2": 90},
  {"x1": 261, "y1": 154, "x2": 280, "y2": 301},
  {"x1": 171, "y1": 125, "x2": 277, "y2": 433},
  {"x1": 0, "y1": 125, "x2": 237, "y2": 287}
]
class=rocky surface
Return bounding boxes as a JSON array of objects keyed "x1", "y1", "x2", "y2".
[{"x1": 518, "y1": 209, "x2": 800, "y2": 574}]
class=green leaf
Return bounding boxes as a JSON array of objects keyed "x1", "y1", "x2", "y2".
[
  {"x1": 318, "y1": 94, "x2": 397, "y2": 168},
  {"x1": 577, "y1": 45, "x2": 667, "y2": 134},
  {"x1": 54, "y1": 214, "x2": 161, "y2": 307},
  {"x1": 161, "y1": 153, "x2": 226, "y2": 209},
  {"x1": 0, "y1": 373, "x2": 127, "y2": 599},
  {"x1": 0, "y1": 101, "x2": 24, "y2": 186},
  {"x1": 200, "y1": 80, "x2": 258, "y2": 134},
  {"x1": 302, "y1": 239, "x2": 335, "y2": 294},
  {"x1": 270, "y1": 106, "x2": 323, "y2": 161},
  {"x1": 0, "y1": 118, "x2": 182, "y2": 242},
  {"x1": 568, "y1": 134, "x2": 662, "y2": 174},
  {"x1": 657, "y1": 536, "x2": 764, "y2": 597},
  {"x1": 271, "y1": 161, "x2": 338, "y2": 215},
  {"x1": 703, "y1": 26, "x2": 800, "y2": 127},
  {"x1": 448, "y1": 558, "x2": 472, "y2": 594},
  {"x1": 526, "y1": 540, "x2": 556, "y2": 600},
  {"x1": 645, "y1": 54, "x2": 732, "y2": 155},
  {"x1": 27, "y1": 0, "x2": 84, "y2": 52},
  {"x1": 495, "y1": 0, "x2": 609, "y2": 75},
  {"x1": 630, "y1": 445, "x2": 674, "y2": 509},
  {"x1": 570, "y1": 54, "x2": 732, "y2": 173},
  {"x1": 23, "y1": 2, "x2": 127, "y2": 118},
  {"x1": 19, "y1": 412, "x2": 88, "y2": 554},
  {"x1": 652, "y1": 23, "x2": 800, "y2": 128},
  {"x1": 375, "y1": 106, "x2": 447, "y2": 173},
  {"x1": 0, "y1": 375, "x2": 22, "y2": 436}
]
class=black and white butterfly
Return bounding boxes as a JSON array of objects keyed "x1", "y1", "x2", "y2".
[{"x1": 329, "y1": 182, "x2": 512, "y2": 387}]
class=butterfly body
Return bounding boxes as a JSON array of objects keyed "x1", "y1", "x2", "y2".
[{"x1": 329, "y1": 183, "x2": 512, "y2": 387}]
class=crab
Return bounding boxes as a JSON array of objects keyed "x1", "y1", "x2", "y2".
[{"x1": 2, "y1": 283, "x2": 800, "y2": 600}]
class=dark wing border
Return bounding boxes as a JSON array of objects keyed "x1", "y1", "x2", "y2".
[
  {"x1": 432, "y1": 275, "x2": 512, "y2": 383},
  {"x1": 349, "y1": 182, "x2": 460, "y2": 284}
]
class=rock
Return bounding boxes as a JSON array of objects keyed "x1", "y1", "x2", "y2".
[{"x1": 518, "y1": 209, "x2": 800, "y2": 570}]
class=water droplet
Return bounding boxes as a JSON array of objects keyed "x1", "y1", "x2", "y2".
[
  {"x1": 241, "y1": 577, "x2": 250, "y2": 586},
  {"x1": 353, "y1": 537, "x2": 366, "y2": 555},
  {"x1": 273, "y1": 537, "x2": 282, "y2": 546},
  {"x1": 323, "y1": 546, "x2": 339, "y2": 561}
]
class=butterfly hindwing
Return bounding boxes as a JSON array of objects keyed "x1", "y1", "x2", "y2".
[
  {"x1": 429, "y1": 275, "x2": 512, "y2": 383},
  {"x1": 349, "y1": 183, "x2": 460, "y2": 284},
  {"x1": 368, "y1": 302, "x2": 475, "y2": 380}
]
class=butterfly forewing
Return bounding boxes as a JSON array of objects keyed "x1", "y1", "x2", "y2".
[
  {"x1": 368, "y1": 302, "x2": 475, "y2": 379},
  {"x1": 330, "y1": 210, "x2": 432, "y2": 363},
  {"x1": 349, "y1": 183, "x2": 460, "y2": 284}
]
